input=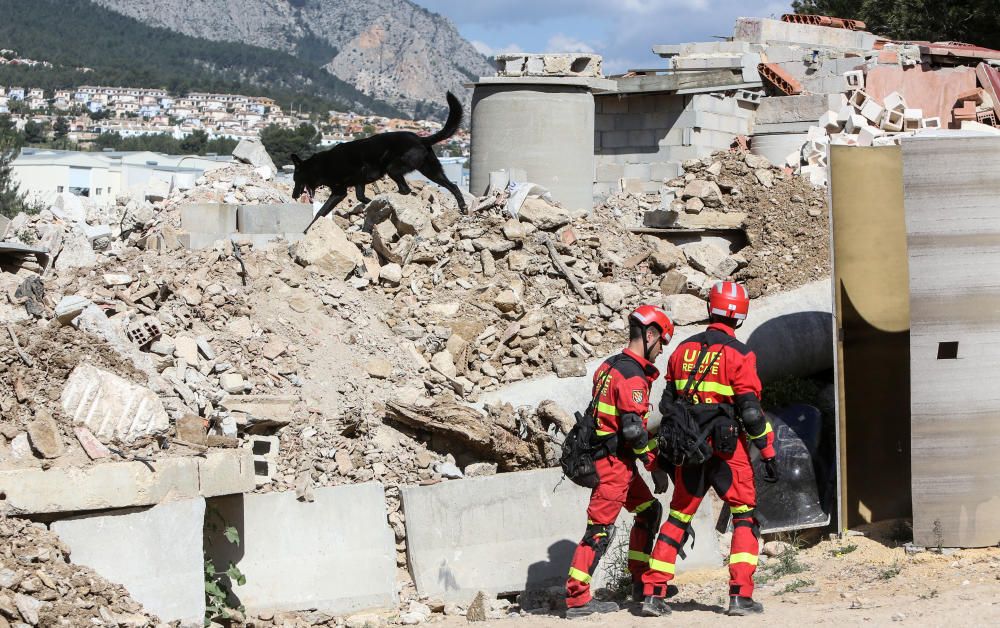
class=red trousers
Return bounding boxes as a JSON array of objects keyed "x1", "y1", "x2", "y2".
[
  {"x1": 642, "y1": 438, "x2": 761, "y2": 599},
  {"x1": 566, "y1": 455, "x2": 660, "y2": 608}
]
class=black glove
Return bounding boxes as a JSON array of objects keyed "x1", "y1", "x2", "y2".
[
  {"x1": 652, "y1": 467, "x2": 672, "y2": 494},
  {"x1": 762, "y1": 457, "x2": 780, "y2": 483}
]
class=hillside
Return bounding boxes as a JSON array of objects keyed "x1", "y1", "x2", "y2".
[
  {"x1": 91, "y1": 0, "x2": 493, "y2": 119},
  {"x1": 0, "y1": 0, "x2": 405, "y2": 117}
]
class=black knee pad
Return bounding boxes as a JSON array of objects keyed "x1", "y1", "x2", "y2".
[
  {"x1": 732, "y1": 511, "x2": 760, "y2": 538},
  {"x1": 582, "y1": 523, "x2": 616, "y2": 560},
  {"x1": 635, "y1": 501, "x2": 663, "y2": 533}
]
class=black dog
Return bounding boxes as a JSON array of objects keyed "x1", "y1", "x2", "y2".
[{"x1": 294, "y1": 91, "x2": 467, "y2": 232}]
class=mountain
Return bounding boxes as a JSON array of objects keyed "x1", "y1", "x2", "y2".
[
  {"x1": 91, "y1": 0, "x2": 494, "y2": 119},
  {"x1": 0, "y1": 0, "x2": 405, "y2": 118}
]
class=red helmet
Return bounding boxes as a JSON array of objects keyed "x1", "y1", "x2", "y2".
[
  {"x1": 629, "y1": 305, "x2": 674, "y2": 343},
  {"x1": 708, "y1": 281, "x2": 750, "y2": 320}
]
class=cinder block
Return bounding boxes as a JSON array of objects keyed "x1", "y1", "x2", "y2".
[
  {"x1": 857, "y1": 125, "x2": 885, "y2": 147},
  {"x1": 180, "y1": 203, "x2": 237, "y2": 234},
  {"x1": 179, "y1": 232, "x2": 229, "y2": 250},
  {"x1": 848, "y1": 89, "x2": 870, "y2": 112},
  {"x1": 881, "y1": 108, "x2": 905, "y2": 132},
  {"x1": 903, "y1": 108, "x2": 923, "y2": 131},
  {"x1": 627, "y1": 129, "x2": 658, "y2": 147},
  {"x1": 595, "y1": 163, "x2": 624, "y2": 183},
  {"x1": 627, "y1": 95, "x2": 657, "y2": 114},
  {"x1": 246, "y1": 435, "x2": 279, "y2": 486},
  {"x1": 199, "y1": 448, "x2": 255, "y2": 497},
  {"x1": 205, "y1": 484, "x2": 397, "y2": 614},
  {"x1": 237, "y1": 203, "x2": 314, "y2": 234},
  {"x1": 614, "y1": 114, "x2": 645, "y2": 131},
  {"x1": 845, "y1": 113, "x2": 868, "y2": 134},
  {"x1": 844, "y1": 70, "x2": 865, "y2": 90},
  {"x1": 402, "y1": 468, "x2": 720, "y2": 601},
  {"x1": 595, "y1": 113, "x2": 616, "y2": 132},
  {"x1": 819, "y1": 110, "x2": 841, "y2": 132},
  {"x1": 883, "y1": 91, "x2": 906, "y2": 114},
  {"x1": 650, "y1": 162, "x2": 683, "y2": 181},
  {"x1": 597, "y1": 96, "x2": 628, "y2": 114},
  {"x1": 601, "y1": 130, "x2": 630, "y2": 148},
  {"x1": 622, "y1": 163, "x2": 652, "y2": 181},
  {"x1": 922, "y1": 117, "x2": 942, "y2": 129},
  {"x1": 52, "y1": 498, "x2": 206, "y2": 625},
  {"x1": 860, "y1": 99, "x2": 884, "y2": 125},
  {"x1": 0, "y1": 458, "x2": 201, "y2": 514}
]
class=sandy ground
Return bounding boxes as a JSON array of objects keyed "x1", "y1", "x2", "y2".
[{"x1": 437, "y1": 526, "x2": 1000, "y2": 627}]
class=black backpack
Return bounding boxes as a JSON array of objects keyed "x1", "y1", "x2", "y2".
[
  {"x1": 658, "y1": 340, "x2": 737, "y2": 467},
  {"x1": 559, "y1": 360, "x2": 619, "y2": 488}
]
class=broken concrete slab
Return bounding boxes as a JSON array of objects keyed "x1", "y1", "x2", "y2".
[
  {"x1": 60, "y1": 363, "x2": 169, "y2": 443},
  {"x1": 205, "y1": 483, "x2": 396, "y2": 615},
  {"x1": 198, "y1": 448, "x2": 255, "y2": 497},
  {"x1": 403, "y1": 468, "x2": 720, "y2": 601},
  {"x1": 219, "y1": 394, "x2": 297, "y2": 426},
  {"x1": 237, "y1": 203, "x2": 314, "y2": 235},
  {"x1": 52, "y1": 498, "x2": 206, "y2": 625},
  {"x1": 179, "y1": 203, "x2": 238, "y2": 235},
  {"x1": 0, "y1": 457, "x2": 200, "y2": 515}
]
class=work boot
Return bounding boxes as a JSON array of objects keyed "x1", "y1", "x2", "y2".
[
  {"x1": 632, "y1": 583, "x2": 678, "y2": 601},
  {"x1": 565, "y1": 599, "x2": 619, "y2": 619},
  {"x1": 641, "y1": 596, "x2": 672, "y2": 617},
  {"x1": 727, "y1": 596, "x2": 764, "y2": 615}
]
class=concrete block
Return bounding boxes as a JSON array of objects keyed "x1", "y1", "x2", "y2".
[
  {"x1": 179, "y1": 231, "x2": 228, "y2": 250},
  {"x1": 402, "y1": 468, "x2": 719, "y2": 601},
  {"x1": 845, "y1": 113, "x2": 868, "y2": 134},
  {"x1": 848, "y1": 89, "x2": 870, "y2": 112},
  {"x1": 650, "y1": 161, "x2": 682, "y2": 181},
  {"x1": 827, "y1": 93, "x2": 848, "y2": 112},
  {"x1": 627, "y1": 129, "x2": 658, "y2": 147},
  {"x1": 199, "y1": 448, "x2": 255, "y2": 497},
  {"x1": 819, "y1": 110, "x2": 841, "y2": 132},
  {"x1": 754, "y1": 95, "x2": 828, "y2": 125},
  {"x1": 246, "y1": 435, "x2": 279, "y2": 486},
  {"x1": 883, "y1": 91, "x2": 906, "y2": 114},
  {"x1": 903, "y1": 108, "x2": 923, "y2": 131},
  {"x1": 180, "y1": 203, "x2": 237, "y2": 234},
  {"x1": 860, "y1": 99, "x2": 884, "y2": 125},
  {"x1": 845, "y1": 70, "x2": 864, "y2": 90},
  {"x1": 597, "y1": 96, "x2": 628, "y2": 114},
  {"x1": 601, "y1": 130, "x2": 630, "y2": 149},
  {"x1": 622, "y1": 163, "x2": 652, "y2": 180},
  {"x1": 61, "y1": 363, "x2": 169, "y2": 444},
  {"x1": 230, "y1": 233, "x2": 304, "y2": 249},
  {"x1": 881, "y1": 108, "x2": 905, "y2": 132},
  {"x1": 922, "y1": 116, "x2": 942, "y2": 129},
  {"x1": 205, "y1": 484, "x2": 396, "y2": 615},
  {"x1": 237, "y1": 203, "x2": 313, "y2": 234},
  {"x1": 595, "y1": 113, "x2": 615, "y2": 132},
  {"x1": 0, "y1": 457, "x2": 200, "y2": 514},
  {"x1": 52, "y1": 498, "x2": 206, "y2": 625},
  {"x1": 594, "y1": 163, "x2": 624, "y2": 183}
]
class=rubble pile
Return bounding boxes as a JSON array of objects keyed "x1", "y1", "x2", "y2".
[
  {"x1": 0, "y1": 517, "x2": 163, "y2": 627},
  {"x1": 602, "y1": 148, "x2": 830, "y2": 299}
]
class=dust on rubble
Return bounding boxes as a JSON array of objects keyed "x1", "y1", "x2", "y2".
[{"x1": 0, "y1": 517, "x2": 167, "y2": 627}]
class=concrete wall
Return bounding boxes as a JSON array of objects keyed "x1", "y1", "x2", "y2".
[
  {"x1": 593, "y1": 92, "x2": 754, "y2": 200},
  {"x1": 52, "y1": 498, "x2": 206, "y2": 626},
  {"x1": 470, "y1": 85, "x2": 595, "y2": 212},
  {"x1": 205, "y1": 483, "x2": 397, "y2": 615},
  {"x1": 401, "y1": 467, "x2": 720, "y2": 602}
]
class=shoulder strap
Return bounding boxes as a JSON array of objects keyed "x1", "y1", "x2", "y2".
[{"x1": 588, "y1": 355, "x2": 621, "y2": 416}]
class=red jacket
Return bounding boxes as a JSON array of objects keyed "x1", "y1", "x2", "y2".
[
  {"x1": 593, "y1": 348, "x2": 659, "y2": 460},
  {"x1": 664, "y1": 323, "x2": 775, "y2": 458}
]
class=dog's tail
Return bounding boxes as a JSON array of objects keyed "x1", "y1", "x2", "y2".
[{"x1": 421, "y1": 92, "x2": 463, "y2": 146}]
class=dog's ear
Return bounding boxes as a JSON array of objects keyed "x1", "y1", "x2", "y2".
[{"x1": 290, "y1": 154, "x2": 301, "y2": 166}]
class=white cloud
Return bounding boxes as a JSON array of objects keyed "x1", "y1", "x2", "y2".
[{"x1": 546, "y1": 34, "x2": 596, "y2": 53}]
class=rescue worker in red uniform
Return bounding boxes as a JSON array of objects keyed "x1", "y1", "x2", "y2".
[
  {"x1": 564, "y1": 305, "x2": 675, "y2": 619},
  {"x1": 640, "y1": 281, "x2": 779, "y2": 617}
]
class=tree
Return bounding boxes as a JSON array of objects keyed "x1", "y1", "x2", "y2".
[
  {"x1": 259, "y1": 123, "x2": 320, "y2": 168},
  {"x1": 180, "y1": 129, "x2": 208, "y2": 154},
  {"x1": 53, "y1": 115, "x2": 69, "y2": 140},
  {"x1": 0, "y1": 116, "x2": 28, "y2": 218},
  {"x1": 792, "y1": 0, "x2": 1000, "y2": 50},
  {"x1": 22, "y1": 120, "x2": 46, "y2": 145}
]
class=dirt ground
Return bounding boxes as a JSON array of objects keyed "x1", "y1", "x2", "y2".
[{"x1": 439, "y1": 526, "x2": 1000, "y2": 627}]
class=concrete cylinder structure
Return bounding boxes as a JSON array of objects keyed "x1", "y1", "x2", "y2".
[{"x1": 470, "y1": 83, "x2": 595, "y2": 211}]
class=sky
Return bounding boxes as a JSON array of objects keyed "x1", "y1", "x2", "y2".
[{"x1": 411, "y1": 0, "x2": 795, "y2": 74}]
